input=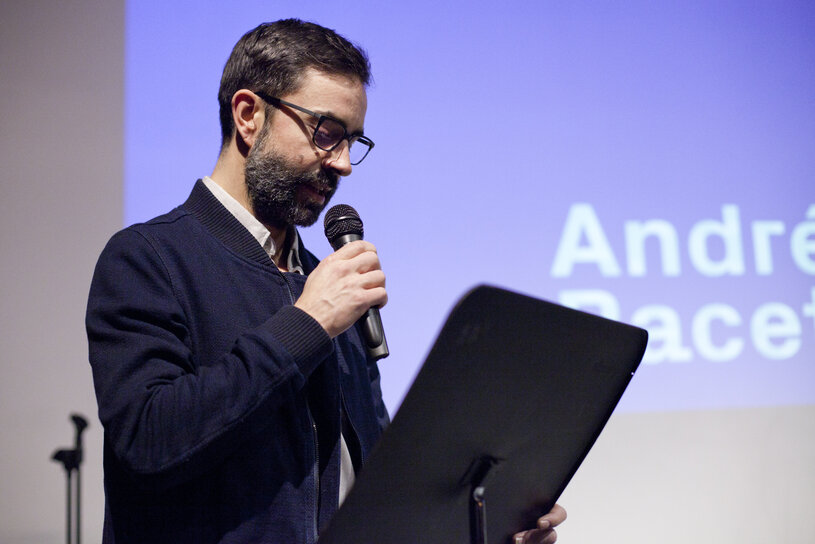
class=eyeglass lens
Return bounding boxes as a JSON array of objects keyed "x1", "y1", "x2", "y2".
[{"x1": 315, "y1": 118, "x2": 371, "y2": 165}]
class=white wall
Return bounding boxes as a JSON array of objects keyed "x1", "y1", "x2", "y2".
[
  {"x1": 559, "y1": 404, "x2": 815, "y2": 543},
  {"x1": 0, "y1": 1, "x2": 122, "y2": 542},
  {"x1": 0, "y1": 2, "x2": 813, "y2": 543}
]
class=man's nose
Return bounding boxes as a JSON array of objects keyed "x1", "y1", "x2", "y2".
[{"x1": 323, "y1": 140, "x2": 352, "y2": 177}]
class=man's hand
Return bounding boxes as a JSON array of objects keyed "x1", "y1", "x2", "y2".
[
  {"x1": 295, "y1": 240, "x2": 387, "y2": 338},
  {"x1": 513, "y1": 504, "x2": 567, "y2": 544}
]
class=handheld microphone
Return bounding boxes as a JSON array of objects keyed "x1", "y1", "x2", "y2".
[{"x1": 324, "y1": 204, "x2": 389, "y2": 361}]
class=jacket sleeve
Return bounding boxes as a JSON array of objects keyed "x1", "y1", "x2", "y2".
[{"x1": 86, "y1": 228, "x2": 333, "y2": 489}]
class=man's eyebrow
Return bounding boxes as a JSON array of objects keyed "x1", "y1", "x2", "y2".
[{"x1": 313, "y1": 109, "x2": 365, "y2": 136}]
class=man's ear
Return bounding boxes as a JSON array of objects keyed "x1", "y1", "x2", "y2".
[{"x1": 231, "y1": 89, "x2": 265, "y2": 153}]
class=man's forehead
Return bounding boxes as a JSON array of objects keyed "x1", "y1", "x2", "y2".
[{"x1": 286, "y1": 68, "x2": 367, "y2": 127}]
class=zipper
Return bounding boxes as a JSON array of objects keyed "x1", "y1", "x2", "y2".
[
  {"x1": 305, "y1": 402, "x2": 320, "y2": 541},
  {"x1": 280, "y1": 269, "x2": 296, "y2": 306},
  {"x1": 340, "y1": 387, "x2": 364, "y2": 467},
  {"x1": 274, "y1": 248, "x2": 319, "y2": 538}
]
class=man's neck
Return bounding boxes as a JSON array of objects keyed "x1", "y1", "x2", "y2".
[{"x1": 271, "y1": 229, "x2": 292, "y2": 272}]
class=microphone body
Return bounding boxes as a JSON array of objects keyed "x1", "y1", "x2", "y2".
[{"x1": 324, "y1": 205, "x2": 389, "y2": 361}]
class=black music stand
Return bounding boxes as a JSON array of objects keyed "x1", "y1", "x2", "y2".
[{"x1": 319, "y1": 285, "x2": 648, "y2": 544}]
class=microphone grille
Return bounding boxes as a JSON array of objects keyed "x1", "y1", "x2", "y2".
[{"x1": 324, "y1": 204, "x2": 364, "y2": 240}]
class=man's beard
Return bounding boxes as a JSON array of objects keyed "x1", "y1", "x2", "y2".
[{"x1": 244, "y1": 132, "x2": 339, "y2": 229}]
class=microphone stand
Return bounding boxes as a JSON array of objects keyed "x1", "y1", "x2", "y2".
[{"x1": 51, "y1": 414, "x2": 88, "y2": 544}]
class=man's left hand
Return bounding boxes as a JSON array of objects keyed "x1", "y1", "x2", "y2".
[{"x1": 512, "y1": 503, "x2": 567, "y2": 544}]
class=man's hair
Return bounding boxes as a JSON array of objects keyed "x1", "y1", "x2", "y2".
[{"x1": 218, "y1": 19, "x2": 371, "y2": 150}]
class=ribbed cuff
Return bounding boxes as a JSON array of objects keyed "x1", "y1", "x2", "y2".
[{"x1": 265, "y1": 305, "x2": 333, "y2": 378}]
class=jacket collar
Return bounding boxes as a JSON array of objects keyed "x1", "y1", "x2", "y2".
[{"x1": 182, "y1": 179, "x2": 319, "y2": 273}]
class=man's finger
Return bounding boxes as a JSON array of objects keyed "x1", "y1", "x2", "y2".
[
  {"x1": 514, "y1": 528, "x2": 558, "y2": 544},
  {"x1": 348, "y1": 250, "x2": 382, "y2": 274},
  {"x1": 539, "y1": 503, "x2": 567, "y2": 528},
  {"x1": 331, "y1": 239, "x2": 377, "y2": 259}
]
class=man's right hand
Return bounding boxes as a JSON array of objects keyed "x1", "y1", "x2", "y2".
[{"x1": 295, "y1": 240, "x2": 387, "y2": 338}]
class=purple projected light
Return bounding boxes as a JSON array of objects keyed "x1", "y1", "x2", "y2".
[{"x1": 125, "y1": 1, "x2": 815, "y2": 412}]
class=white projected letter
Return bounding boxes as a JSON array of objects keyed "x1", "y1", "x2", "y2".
[
  {"x1": 692, "y1": 303, "x2": 744, "y2": 362},
  {"x1": 751, "y1": 220, "x2": 785, "y2": 275},
  {"x1": 551, "y1": 203, "x2": 621, "y2": 277},
  {"x1": 631, "y1": 304, "x2": 692, "y2": 364},
  {"x1": 688, "y1": 205, "x2": 745, "y2": 277},
  {"x1": 624, "y1": 219, "x2": 681, "y2": 276},
  {"x1": 803, "y1": 287, "x2": 815, "y2": 334},
  {"x1": 790, "y1": 204, "x2": 815, "y2": 275},
  {"x1": 751, "y1": 303, "x2": 802, "y2": 360},
  {"x1": 558, "y1": 289, "x2": 620, "y2": 320}
]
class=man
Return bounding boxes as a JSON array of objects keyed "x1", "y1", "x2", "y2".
[{"x1": 87, "y1": 19, "x2": 565, "y2": 544}]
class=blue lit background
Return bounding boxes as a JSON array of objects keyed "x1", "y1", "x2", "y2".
[{"x1": 125, "y1": 1, "x2": 815, "y2": 412}]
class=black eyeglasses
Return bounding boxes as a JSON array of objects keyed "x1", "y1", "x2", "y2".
[{"x1": 255, "y1": 91, "x2": 375, "y2": 165}]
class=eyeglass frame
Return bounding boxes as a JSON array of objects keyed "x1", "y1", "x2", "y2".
[{"x1": 253, "y1": 91, "x2": 375, "y2": 165}]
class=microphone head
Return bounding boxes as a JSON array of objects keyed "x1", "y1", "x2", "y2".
[{"x1": 324, "y1": 204, "x2": 364, "y2": 242}]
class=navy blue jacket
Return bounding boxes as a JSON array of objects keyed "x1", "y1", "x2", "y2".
[{"x1": 86, "y1": 181, "x2": 389, "y2": 543}]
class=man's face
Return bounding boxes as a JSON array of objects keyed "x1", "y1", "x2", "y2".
[{"x1": 244, "y1": 69, "x2": 368, "y2": 229}]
